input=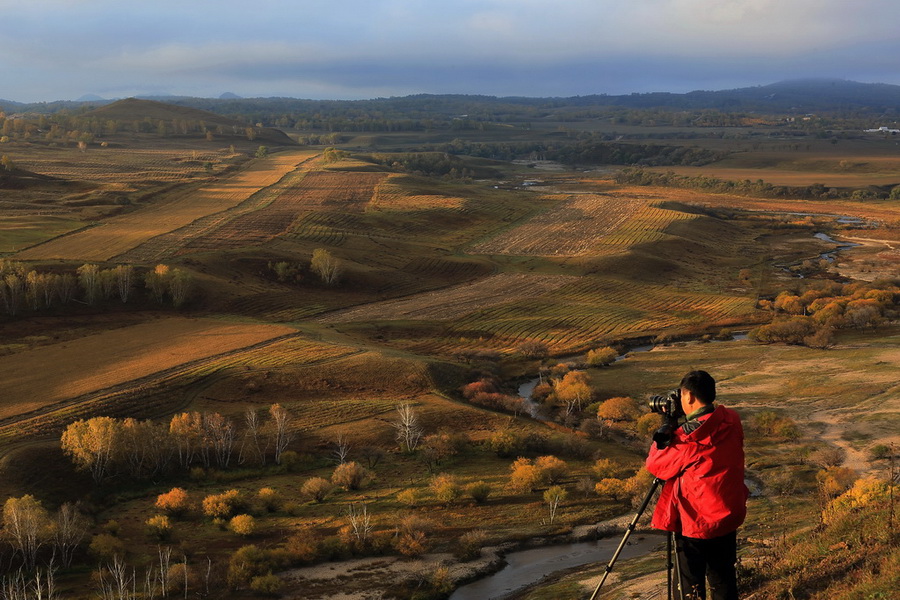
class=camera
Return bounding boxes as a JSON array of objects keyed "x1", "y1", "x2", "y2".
[{"x1": 648, "y1": 389, "x2": 684, "y2": 419}]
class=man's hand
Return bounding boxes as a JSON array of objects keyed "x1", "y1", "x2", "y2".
[{"x1": 652, "y1": 425, "x2": 674, "y2": 449}]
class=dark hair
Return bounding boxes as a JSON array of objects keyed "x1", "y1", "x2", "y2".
[{"x1": 680, "y1": 370, "x2": 716, "y2": 404}]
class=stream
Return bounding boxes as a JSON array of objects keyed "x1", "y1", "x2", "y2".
[{"x1": 449, "y1": 534, "x2": 664, "y2": 600}]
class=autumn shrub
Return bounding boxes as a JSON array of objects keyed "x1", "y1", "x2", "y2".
[
  {"x1": 230, "y1": 514, "x2": 256, "y2": 537},
  {"x1": 597, "y1": 397, "x2": 642, "y2": 422},
  {"x1": 397, "y1": 488, "x2": 424, "y2": 507},
  {"x1": 301, "y1": 477, "x2": 333, "y2": 503},
  {"x1": 518, "y1": 340, "x2": 549, "y2": 359},
  {"x1": 636, "y1": 412, "x2": 660, "y2": 438},
  {"x1": 535, "y1": 455, "x2": 568, "y2": 484},
  {"x1": 595, "y1": 478, "x2": 628, "y2": 501},
  {"x1": 256, "y1": 487, "x2": 282, "y2": 513},
  {"x1": 155, "y1": 487, "x2": 190, "y2": 518},
  {"x1": 822, "y1": 477, "x2": 889, "y2": 525},
  {"x1": 508, "y1": 457, "x2": 542, "y2": 493},
  {"x1": 226, "y1": 545, "x2": 291, "y2": 589},
  {"x1": 284, "y1": 529, "x2": 320, "y2": 564},
  {"x1": 89, "y1": 533, "x2": 125, "y2": 562},
  {"x1": 467, "y1": 481, "x2": 492, "y2": 504},
  {"x1": 331, "y1": 461, "x2": 371, "y2": 490},
  {"x1": 145, "y1": 515, "x2": 172, "y2": 541},
  {"x1": 816, "y1": 466, "x2": 858, "y2": 498},
  {"x1": 586, "y1": 346, "x2": 618, "y2": 367},
  {"x1": 488, "y1": 429, "x2": 522, "y2": 457},
  {"x1": 592, "y1": 458, "x2": 620, "y2": 479},
  {"x1": 430, "y1": 473, "x2": 463, "y2": 504},
  {"x1": 461, "y1": 378, "x2": 499, "y2": 399},
  {"x1": 250, "y1": 573, "x2": 283, "y2": 596},
  {"x1": 202, "y1": 489, "x2": 244, "y2": 519},
  {"x1": 394, "y1": 515, "x2": 433, "y2": 558}
]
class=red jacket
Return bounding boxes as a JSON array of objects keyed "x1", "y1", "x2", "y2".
[{"x1": 646, "y1": 405, "x2": 748, "y2": 539}]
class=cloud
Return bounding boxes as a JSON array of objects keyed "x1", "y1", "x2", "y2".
[{"x1": 3, "y1": 0, "x2": 900, "y2": 101}]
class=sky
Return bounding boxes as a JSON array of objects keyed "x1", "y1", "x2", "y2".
[{"x1": 3, "y1": 0, "x2": 900, "y2": 103}]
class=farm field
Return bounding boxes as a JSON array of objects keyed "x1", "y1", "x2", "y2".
[
  {"x1": 16, "y1": 150, "x2": 313, "y2": 261},
  {"x1": 318, "y1": 273, "x2": 579, "y2": 323},
  {"x1": 0, "y1": 317, "x2": 295, "y2": 420}
]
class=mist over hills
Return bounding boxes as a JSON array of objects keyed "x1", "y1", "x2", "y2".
[{"x1": 3, "y1": 79, "x2": 900, "y2": 118}]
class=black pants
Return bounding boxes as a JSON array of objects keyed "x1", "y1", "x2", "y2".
[{"x1": 674, "y1": 531, "x2": 738, "y2": 600}]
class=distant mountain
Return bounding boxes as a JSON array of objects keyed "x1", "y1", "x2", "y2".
[
  {"x1": 76, "y1": 94, "x2": 107, "y2": 102},
  {"x1": 219, "y1": 92, "x2": 242, "y2": 99}
]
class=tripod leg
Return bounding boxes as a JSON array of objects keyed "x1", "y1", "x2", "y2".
[
  {"x1": 672, "y1": 534, "x2": 684, "y2": 600},
  {"x1": 587, "y1": 478, "x2": 662, "y2": 600},
  {"x1": 667, "y1": 533, "x2": 673, "y2": 600}
]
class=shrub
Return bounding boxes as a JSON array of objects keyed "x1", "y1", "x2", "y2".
[
  {"x1": 636, "y1": 412, "x2": 660, "y2": 438},
  {"x1": 430, "y1": 473, "x2": 463, "y2": 505},
  {"x1": 145, "y1": 515, "x2": 172, "y2": 541},
  {"x1": 89, "y1": 533, "x2": 125, "y2": 561},
  {"x1": 597, "y1": 397, "x2": 642, "y2": 422},
  {"x1": 395, "y1": 515, "x2": 433, "y2": 558},
  {"x1": 256, "y1": 488, "x2": 282, "y2": 512},
  {"x1": 301, "y1": 477, "x2": 333, "y2": 503},
  {"x1": 202, "y1": 489, "x2": 244, "y2": 519},
  {"x1": 397, "y1": 488, "x2": 424, "y2": 507},
  {"x1": 230, "y1": 514, "x2": 256, "y2": 537},
  {"x1": 467, "y1": 481, "x2": 492, "y2": 504},
  {"x1": 595, "y1": 478, "x2": 628, "y2": 501},
  {"x1": 250, "y1": 573, "x2": 283, "y2": 596},
  {"x1": 488, "y1": 429, "x2": 522, "y2": 457},
  {"x1": 284, "y1": 529, "x2": 319, "y2": 563},
  {"x1": 816, "y1": 466, "x2": 858, "y2": 498},
  {"x1": 869, "y1": 444, "x2": 893, "y2": 460},
  {"x1": 155, "y1": 487, "x2": 190, "y2": 517},
  {"x1": 586, "y1": 346, "x2": 618, "y2": 367},
  {"x1": 508, "y1": 457, "x2": 542, "y2": 493},
  {"x1": 331, "y1": 461, "x2": 371, "y2": 490},
  {"x1": 592, "y1": 458, "x2": 620, "y2": 480},
  {"x1": 535, "y1": 455, "x2": 568, "y2": 484}
]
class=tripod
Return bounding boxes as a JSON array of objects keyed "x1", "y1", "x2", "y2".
[{"x1": 588, "y1": 417, "x2": 683, "y2": 600}]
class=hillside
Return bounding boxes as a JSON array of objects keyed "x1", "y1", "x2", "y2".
[{"x1": 83, "y1": 98, "x2": 297, "y2": 145}]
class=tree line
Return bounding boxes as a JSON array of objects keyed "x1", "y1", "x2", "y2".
[
  {"x1": 0, "y1": 260, "x2": 192, "y2": 317},
  {"x1": 61, "y1": 404, "x2": 295, "y2": 483}
]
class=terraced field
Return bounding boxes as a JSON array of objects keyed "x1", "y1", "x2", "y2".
[
  {"x1": 16, "y1": 151, "x2": 311, "y2": 261},
  {"x1": 318, "y1": 273, "x2": 579, "y2": 323},
  {"x1": 470, "y1": 191, "x2": 690, "y2": 256}
]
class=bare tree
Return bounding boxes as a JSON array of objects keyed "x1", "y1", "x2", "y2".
[
  {"x1": 57, "y1": 273, "x2": 76, "y2": 305},
  {"x1": 269, "y1": 404, "x2": 294, "y2": 465},
  {"x1": 202, "y1": 413, "x2": 235, "y2": 469},
  {"x1": 346, "y1": 504, "x2": 372, "y2": 546},
  {"x1": 393, "y1": 403, "x2": 423, "y2": 453},
  {"x1": 169, "y1": 268, "x2": 192, "y2": 307},
  {"x1": 3, "y1": 273, "x2": 23, "y2": 315},
  {"x1": 76, "y1": 263, "x2": 100, "y2": 305},
  {"x1": 115, "y1": 264, "x2": 133, "y2": 303},
  {"x1": 333, "y1": 433, "x2": 351, "y2": 464},
  {"x1": 240, "y1": 408, "x2": 267, "y2": 466},
  {"x1": 54, "y1": 503, "x2": 89, "y2": 568}
]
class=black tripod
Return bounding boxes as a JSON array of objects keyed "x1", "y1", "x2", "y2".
[{"x1": 588, "y1": 417, "x2": 683, "y2": 600}]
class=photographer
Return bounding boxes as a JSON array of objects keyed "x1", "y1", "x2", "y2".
[{"x1": 646, "y1": 370, "x2": 748, "y2": 600}]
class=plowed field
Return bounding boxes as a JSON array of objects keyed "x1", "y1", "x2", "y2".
[
  {"x1": 470, "y1": 191, "x2": 690, "y2": 256},
  {"x1": 317, "y1": 273, "x2": 578, "y2": 323},
  {"x1": 16, "y1": 151, "x2": 310, "y2": 261},
  {"x1": 186, "y1": 170, "x2": 386, "y2": 250},
  {"x1": 0, "y1": 318, "x2": 295, "y2": 420}
]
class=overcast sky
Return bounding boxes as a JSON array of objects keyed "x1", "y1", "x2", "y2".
[{"x1": 4, "y1": 0, "x2": 900, "y2": 102}]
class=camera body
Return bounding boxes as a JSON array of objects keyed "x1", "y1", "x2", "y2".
[{"x1": 648, "y1": 388, "x2": 684, "y2": 420}]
